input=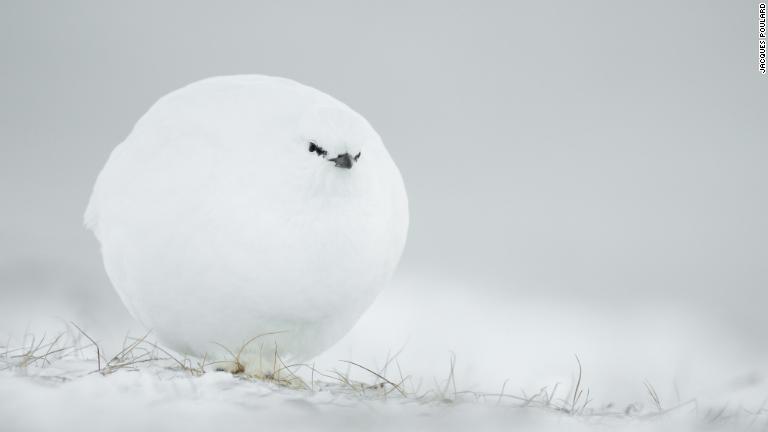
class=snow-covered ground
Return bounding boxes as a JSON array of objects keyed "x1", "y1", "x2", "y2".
[{"x1": 1, "y1": 274, "x2": 766, "y2": 431}]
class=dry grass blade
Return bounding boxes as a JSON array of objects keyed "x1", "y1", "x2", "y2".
[
  {"x1": 236, "y1": 330, "x2": 286, "y2": 362},
  {"x1": 640, "y1": 398, "x2": 697, "y2": 419},
  {"x1": 496, "y1": 379, "x2": 509, "y2": 405},
  {"x1": 339, "y1": 360, "x2": 407, "y2": 397},
  {"x1": 272, "y1": 351, "x2": 308, "y2": 389},
  {"x1": 547, "y1": 383, "x2": 560, "y2": 406},
  {"x1": 70, "y1": 322, "x2": 102, "y2": 371},
  {"x1": 109, "y1": 329, "x2": 152, "y2": 364},
  {"x1": 445, "y1": 352, "x2": 457, "y2": 401},
  {"x1": 644, "y1": 380, "x2": 662, "y2": 412},
  {"x1": 571, "y1": 354, "x2": 582, "y2": 415},
  {"x1": 125, "y1": 336, "x2": 191, "y2": 372}
]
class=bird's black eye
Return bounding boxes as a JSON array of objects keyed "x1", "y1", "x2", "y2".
[
  {"x1": 354, "y1": 152, "x2": 361, "y2": 161},
  {"x1": 308, "y1": 142, "x2": 327, "y2": 158}
]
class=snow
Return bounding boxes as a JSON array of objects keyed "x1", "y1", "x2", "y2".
[{"x1": 1, "y1": 274, "x2": 766, "y2": 431}]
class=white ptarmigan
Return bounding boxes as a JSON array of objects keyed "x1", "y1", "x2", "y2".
[{"x1": 85, "y1": 75, "x2": 408, "y2": 372}]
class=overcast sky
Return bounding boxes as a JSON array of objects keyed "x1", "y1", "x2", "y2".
[{"x1": 1, "y1": 2, "x2": 765, "y2": 335}]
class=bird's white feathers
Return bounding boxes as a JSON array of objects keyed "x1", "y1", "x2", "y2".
[{"x1": 86, "y1": 75, "x2": 408, "y2": 369}]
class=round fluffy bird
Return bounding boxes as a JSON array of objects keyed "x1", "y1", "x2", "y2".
[{"x1": 85, "y1": 75, "x2": 409, "y2": 373}]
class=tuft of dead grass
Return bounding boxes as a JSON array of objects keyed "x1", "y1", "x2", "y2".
[{"x1": 1, "y1": 325, "x2": 766, "y2": 428}]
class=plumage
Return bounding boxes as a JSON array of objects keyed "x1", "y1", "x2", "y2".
[{"x1": 85, "y1": 75, "x2": 408, "y2": 371}]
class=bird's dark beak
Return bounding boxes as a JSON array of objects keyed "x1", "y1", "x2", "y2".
[{"x1": 330, "y1": 153, "x2": 353, "y2": 169}]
